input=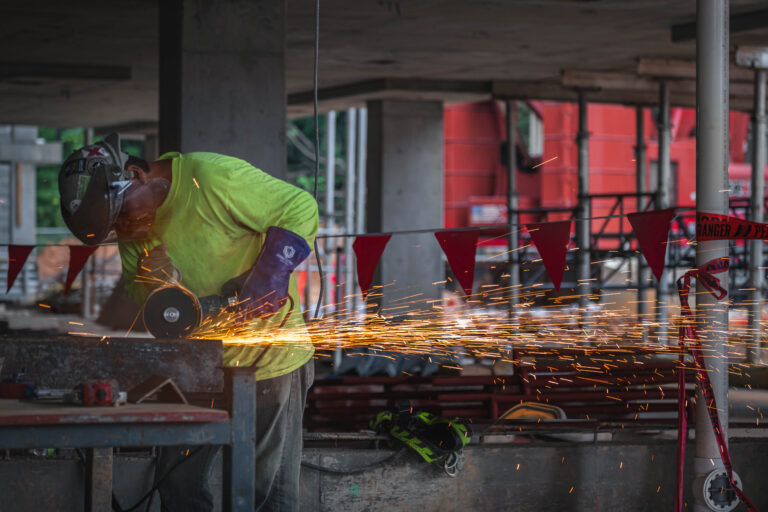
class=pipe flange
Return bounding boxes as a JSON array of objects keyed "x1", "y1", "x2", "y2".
[{"x1": 702, "y1": 469, "x2": 741, "y2": 512}]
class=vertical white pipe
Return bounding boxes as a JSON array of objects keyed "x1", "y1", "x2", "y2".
[
  {"x1": 656, "y1": 82, "x2": 671, "y2": 344},
  {"x1": 694, "y1": 1, "x2": 731, "y2": 509},
  {"x1": 344, "y1": 109, "x2": 357, "y2": 318},
  {"x1": 354, "y1": 107, "x2": 368, "y2": 316},
  {"x1": 635, "y1": 107, "x2": 649, "y2": 341},
  {"x1": 749, "y1": 69, "x2": 766, "y2": 364},
  {"x1": 356, "y1": 107, "x2": 368, "y2": 235},
  {"x1": 325, "y1": 111, "x2": 337, "y2": 221},
  {"x1": 506, "y1": 101, "x2": 519, "y2": 317},
  {"x1": 325, "y1": 111, "x2": 337, "y2": 312},
  {"x1": 82, "y1": 128, "x2": 95, "y2": 320},
  {"x1": 576, "y1": 91, "x2": 591, "y2": 330}
]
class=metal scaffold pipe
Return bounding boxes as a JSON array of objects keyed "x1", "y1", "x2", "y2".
[
  {"x1": 656, "y1": 81, "x2": 671, "y2": 344},
  {"x1": 356, "y1": 107, "x2": 368, "y2": 236},
  {"x1": 325, "y1": 111, "x2": 337, "y2": 313},
  {"x1": 694, "y1": 1, "x2": 732, "y2": 510},
  {"x1": 506, "y1": 100, "x2": 519, "y2": 317},
  {"x1": 576, "y1": 91, "x2": 591, "y2": 330},
  {"x1": 325, "y1": 111, "x2": 337, "y2": 222},
  {"x1": 344, "y1": 108, "x2": 357, "y2": 318},
  {"x1": 749, "y1": 68, "x2": 766, "y2": 364},
  {"x1": 635, "y1": 107, "x2": 649, "y2": 341}
]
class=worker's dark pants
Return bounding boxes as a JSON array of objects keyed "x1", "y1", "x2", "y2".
[{"x1": 156, "y1": 361, "x2": 314, "y2": 511}]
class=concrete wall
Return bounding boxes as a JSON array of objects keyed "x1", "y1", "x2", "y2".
[
  {"x1": 366, "y1": 100, "x2": 444, "y2": 311},
  {"x1": 3, "y1": 439, "x2": 767, "y2": 511},
  {"x1": 300, "y1": 440, "x2": 768, "y2": 511}
]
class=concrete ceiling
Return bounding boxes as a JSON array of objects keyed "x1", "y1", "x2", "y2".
[{"x1": 1, "y1": 1, "x2": 768, "y2": 128}]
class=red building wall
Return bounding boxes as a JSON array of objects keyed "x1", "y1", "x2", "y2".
[{"x1": 444, "y1": 100, "x2": 758, "y2": 236}]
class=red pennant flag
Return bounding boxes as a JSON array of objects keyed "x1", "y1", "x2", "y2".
[
  {"x1": 65, "y1": 245, "x2": 99, "y2": 294},
  {"x1": 526, "y1": 220, "x2": 572, "y2": 292},
  {"x1": 435, "y1": 230, "x2": 479, "y2": 297},
  {"x1": 6, "y1": 245, "x2": 35, "y2": 293},
  {"x1": 352, "y1": 235, "x2": 392, "y2": 299},
  {"x1": 628, "y1": 208, "x2": 675, "y2": 282}
]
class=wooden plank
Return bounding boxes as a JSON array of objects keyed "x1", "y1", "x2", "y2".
[{"x1": 0, "y1": 399, "x2": 228, "y2": 426}]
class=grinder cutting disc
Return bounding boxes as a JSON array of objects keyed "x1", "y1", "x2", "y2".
[{"x1": 143, "y1": 285, "x2": 202, "y2": 338}]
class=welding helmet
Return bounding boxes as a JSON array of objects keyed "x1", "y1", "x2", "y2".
[{"x1": 58, "y1": 132, "x2": 133, "y2": 245}]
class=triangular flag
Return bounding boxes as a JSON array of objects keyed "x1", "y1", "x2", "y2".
[
  {"x1": 65, "y1": 245, "x2": 99, "y2": 294},
  {"x1": 628, "y1": 208, "x2": 674, "y2": 282},
  {"x1": 435, "y1": 230, "x2": 479, "y2": 297},
  {"x1": 352, "y1": 234, "x2": 392, "y2": 299},
  {"x1": 6, "y1": 245, "x2": 35, "y2": 293},
  {"x1": 526, "y1": 220, "x2": 572, "y2": 292}
]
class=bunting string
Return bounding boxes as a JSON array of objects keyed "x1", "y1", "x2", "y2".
[{"x1": 9, "y1": 209, "x2": 766, "y2": 299}]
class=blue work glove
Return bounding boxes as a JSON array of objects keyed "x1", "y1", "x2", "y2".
[{"x1": 238, "y1": 226, "x2": 311, "y2": 321}]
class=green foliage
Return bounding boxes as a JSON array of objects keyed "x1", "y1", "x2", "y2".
[
  {"x1": 36, "y1": 128, "x2": 87, "y2": 228},
  {"x1": 287, "y1": 112, "x2": 348, "y2": 211},
  {"x1": 517, "y1": 102, "x2": 531, "y2": 149}
]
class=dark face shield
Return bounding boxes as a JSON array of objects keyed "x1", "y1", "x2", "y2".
[{"x1": 57, "y1": 133, "x2": 133, "y2": 245}]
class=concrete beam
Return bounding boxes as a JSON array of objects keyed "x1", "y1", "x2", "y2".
[
  {"x1": 637, "y1": 58, "x2": 754, "y2": 83},
  {"x1": 290, "y1": 74, "x2": 765, "y2": 119},
  {"x1": 493, "y1": 79, "x2": 761, "y2": 112},
  {"x1": 0, "y1": 141, "x2": 61, "y2": 165},
  {"x1": 288, "y1": 78, "x2": 490, "y2": 118},
  {"x1": 562, "y1": 71, "x2": 659, "y2": 92},
  {"x1": 671, "y1": 8, "x2": 768, "y2": 42},
  {"x1": 94, "y1": 121, "x2": 158, "y2": 138},
  {"x1": 0, "y1": 62, "x2": 131, "y2": 82},
  {"x1": 563, "y1": 69, "x2": 754, "y2": 96}
]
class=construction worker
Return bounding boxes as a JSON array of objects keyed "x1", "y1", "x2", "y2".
[{"x1": 58, "y1": 133, "x2": 318, "y2": 511}]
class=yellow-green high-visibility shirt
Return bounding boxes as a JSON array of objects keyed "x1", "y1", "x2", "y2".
[{"x1": 118, "y1": 152, "x2": 318, "y2": 380}]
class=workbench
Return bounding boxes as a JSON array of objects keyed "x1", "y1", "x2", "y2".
[{"x1": 0, "y1": 337, "x2": 258, "y2": 511}]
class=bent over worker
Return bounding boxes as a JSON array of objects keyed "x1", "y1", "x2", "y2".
[{"x1": 58, "y1": 132, "x2": 318, "y2": 511}]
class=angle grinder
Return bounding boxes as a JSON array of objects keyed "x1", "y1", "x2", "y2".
[
  {"x1": 142, "y1": 285, "x2": 235, "y2": 338},
  {"x1": 142, "y1": 275, "x2": 294, "y2": 338}
]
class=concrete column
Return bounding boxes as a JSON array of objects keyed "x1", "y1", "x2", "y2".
[
  {"x1": 576, "y1": 92, "x2": 591, "y2": 329},
  {"x1": 158, "y1": 0, "x2": 286, "y2": 177},
  {"x1": 694, "y1": 1, "x2": 732, "y2": 510},
  {"x1": 656, "y1": 82, "x2": 671, "y2": 344},
  {"x1": 366, "y1": 100, "x2": 444, "y2": 311},
  {"x1": 748, "y1": 69, "x2": 766, "y2": 364},
  {"x1": 506, "y1": 101, "x2": 519, "y2": 317},
  {"x1": 635, "y1": 107, "x2": 649, "y2": 340}
]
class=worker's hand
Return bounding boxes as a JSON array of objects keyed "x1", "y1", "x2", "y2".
[
  {"x1": 237, "y1": 227, "x2": 310, "y2": 321},
  {"x1": 136, "y1": 244, "x2": 181, "y2": 289}
]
